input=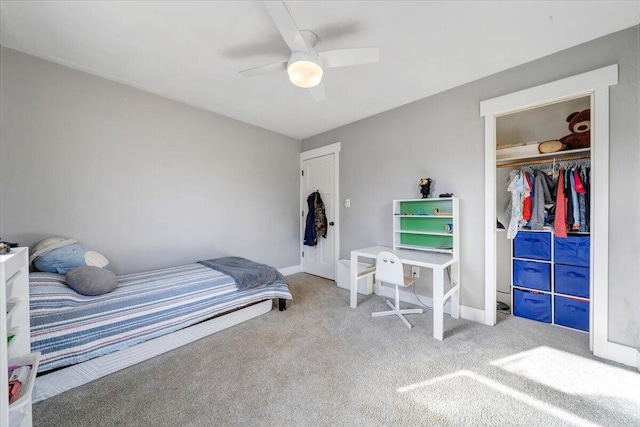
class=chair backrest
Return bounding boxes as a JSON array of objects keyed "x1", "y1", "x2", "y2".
[{"x1": 375, "y1": 251, "x2": 405, "y2": 287}]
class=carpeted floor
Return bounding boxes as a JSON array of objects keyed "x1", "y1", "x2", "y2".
[{"x1": 33, "y1": 273, "x2": 640, "y2": 426}]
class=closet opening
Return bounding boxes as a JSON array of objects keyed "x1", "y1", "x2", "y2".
[{"x1": 494, "y1": 96, "x2": 592, "y2": 334}]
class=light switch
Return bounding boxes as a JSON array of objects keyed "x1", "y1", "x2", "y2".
[{"x1": 344, "y1": 199, "x2": 351, "y2": 208}]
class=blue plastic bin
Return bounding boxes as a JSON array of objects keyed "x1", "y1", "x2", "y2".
[
  {"x1": 514, "y1": 231, "x2": 551, "y2": 261},
  {"x1": 555, "y1": 264, "x2": 589, "y2": 298},
  {"x1": 513, "y1": 289, "x2": 551, "y2": 323},
  {"x1": 513, "y1": 260, "x2": 551, "y2": 292},
  {"x1": 554, "y1": 236, "x2": 590, "y2": 267},
  {"x1": 554, "y1": 295, "x2": 589, "y2": 331}
]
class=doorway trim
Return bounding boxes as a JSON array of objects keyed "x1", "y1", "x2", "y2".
[
  {"x1": 481, "y1": 65, "x2": 636, "y2": 367},
  {"x1": 300, "y1": 142, "x2": 341, "y2": 280}
]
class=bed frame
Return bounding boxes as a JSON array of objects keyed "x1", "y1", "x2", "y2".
[{"x1": 33, "y1": 297, "x2": 287, "y2": 402}]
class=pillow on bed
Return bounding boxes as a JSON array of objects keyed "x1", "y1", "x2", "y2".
[
  {"x1": 66, "y1": 266, "x2": 118, "y2": 296},
  {"x1": 33, "y1": 243, "x2": 109, "y2": 275},
  {"x1": 29, "y1": 237, "x2": 77, "y2": 264}
]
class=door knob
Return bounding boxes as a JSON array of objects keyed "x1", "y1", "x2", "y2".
[{"x1": 329, "y1": 222, "x2": 335, "y2": 226}]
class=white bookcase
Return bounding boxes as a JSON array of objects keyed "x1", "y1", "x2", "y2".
[
  {"x1": 393, "y1": 197, "x2": 459, "y2": 257},
  {"x1": 1, "y1": 247, "x2": 40, "y2": 427}
]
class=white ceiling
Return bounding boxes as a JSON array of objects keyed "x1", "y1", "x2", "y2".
[{"x1": 1, "y1": 1, "x2": 639, "y2": 140}]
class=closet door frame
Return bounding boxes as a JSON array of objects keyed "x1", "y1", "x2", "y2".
[{"x1": 481, "y1": 64, "x2": 636, "y2": 367}]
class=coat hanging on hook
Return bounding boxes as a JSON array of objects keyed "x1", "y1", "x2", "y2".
[{"x1": 304, "y1": 191, "x2": 328, "y2": 246}]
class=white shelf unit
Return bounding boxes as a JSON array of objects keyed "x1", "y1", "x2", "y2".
[
  {"x1": 1, "y1": 248, "x2": 40, "y2": 427},
  {"x1": 393, "y1": 198, "x2": 459, "y2": 257}
]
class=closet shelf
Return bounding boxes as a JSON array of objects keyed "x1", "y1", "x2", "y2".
[{"x1": 496, "y1": 147, "x2": 590, "y2": 166}]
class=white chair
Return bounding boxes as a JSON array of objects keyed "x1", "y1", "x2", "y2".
[{"x1": 371, "y1": 251, "x2": 423, "y2": 329}]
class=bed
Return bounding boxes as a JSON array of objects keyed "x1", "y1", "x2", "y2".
[{"x1": 29, "y1": 258, "x2": 292, "y2": 402}]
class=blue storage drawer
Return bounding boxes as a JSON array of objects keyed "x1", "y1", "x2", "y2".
[
  {"x1": 554, "y1": 296, "x2": 589, "y2": 331},
  {"x1": 555, "y1": 264, "x2": 589, "y2": 298},
  {"x1": 513, "y1": 289, "x2": 551, "y2": 323},
  {"x1": 554, "y1": 236, "x2": 590, "y2": 267},
  {"x1": 513, "y1": 260, "x2": 551, "y2": 292},
  {"x1": 514, "y1": 231, "x2": 551, "y2": 261}
]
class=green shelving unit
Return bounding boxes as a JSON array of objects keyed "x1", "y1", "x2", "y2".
[{"x1": 393, "y1": 198, "x2": 459, "y2": 255}]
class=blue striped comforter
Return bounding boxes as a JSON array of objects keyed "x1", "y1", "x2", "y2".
[{"x1": 30, "y1": 263, "x2": 292, "y2": 373}]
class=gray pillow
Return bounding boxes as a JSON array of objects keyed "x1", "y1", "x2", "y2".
[{"x1": 66, "y1": 266, "x2": 118, "y2": 296}]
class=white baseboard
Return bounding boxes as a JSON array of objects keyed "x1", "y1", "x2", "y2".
[
  {"x1": 595, "y1": 339, "x2": 640, "y2": 369},
  {"x1": 460, "y1": 305, "x2": 486, "y2": 323},
  {"x1": 279, "y1": 264, "x2": 302, "y2": 276}
]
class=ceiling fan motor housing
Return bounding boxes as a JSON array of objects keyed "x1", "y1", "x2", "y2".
[{"x1": 287, "y1": 51, "x2": 323, "y2": 88}]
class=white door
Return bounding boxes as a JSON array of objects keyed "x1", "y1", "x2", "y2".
[{"x1": 302, "y1": 153, "x2": 336, "y2": 279}]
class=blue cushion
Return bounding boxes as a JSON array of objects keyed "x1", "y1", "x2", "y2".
[{"x1": 33, "y1": 244, "x2": 109, "y2": 275}]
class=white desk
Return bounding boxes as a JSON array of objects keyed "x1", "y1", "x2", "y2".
[{"x1": 350, "y1": 246, "x2": 460, "y2": 340}]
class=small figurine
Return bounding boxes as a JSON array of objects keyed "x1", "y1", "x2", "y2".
[{"x1": 419, "y1": 178, "x2": 433, "y2": 199}]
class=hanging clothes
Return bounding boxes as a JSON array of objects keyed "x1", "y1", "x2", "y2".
[
  {"x1": 503, "y1": 160, "x2": 589, "y2": 238},
  {"x1": 522, "y1": 172, "x2": 533, "y2": 222},
  {"x1": 569, "y1": 171, "x2": 580, "y2": 230},
  {"x1": 574, "y1": 168, "x2": 588, "y2": 232},
  {"x1": 564, "y1": 169, "x2": 574, "y2": 232},
  {"x1": 303, "y1": 191, "x2": 327, "y2": 246},
  {"x1": 554, "y1": 168, "x2": 568, "y2": 238},
  {"x1": 506, "y1": 170, "x2": 524, "y2": 239},
  {"x1": 530, "y1": 171, "x2": 549, "y2": 230},
  {"x1": 314, "y1": 192, "x2": 328, "y2": 240},
  {"x1": 583, "y1": 167, "x2": 591, "y2": 230}
]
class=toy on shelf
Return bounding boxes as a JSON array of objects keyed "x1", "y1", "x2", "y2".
[
  {"x1": 538, "y1": 109, "x2": 590, "y2": 154},
  {"x1": 419, "y1": 178, "x2": 433, "y2": 198}
]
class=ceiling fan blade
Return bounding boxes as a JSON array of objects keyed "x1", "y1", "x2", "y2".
[
  {"x1": 239, "y1": 61, "x2": 287, "y2": 77},
  {"x1": 319, "y1": 47, "x2": 379, "y2": 69},
  {"x1": 309, "y1": 82, "x2": 326, "y2": 102},
  {"x1": 264, "y1": 1, "x2": 309, "y2": 53}
]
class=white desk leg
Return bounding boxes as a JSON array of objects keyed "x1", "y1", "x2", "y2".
[
  {"x1": 433, "y1": 267, "x2": 444, "y2": 340},
  {"x1": 350, "y1": 252, "x2": 358, "y2": 308},
  {"x1": 450, "y1": 264, "x2": 460, "y2": 319}
]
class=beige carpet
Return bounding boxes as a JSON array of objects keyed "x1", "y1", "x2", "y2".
[{"x1": 33, "y1": 273, "x2": 640, "y2": 426}]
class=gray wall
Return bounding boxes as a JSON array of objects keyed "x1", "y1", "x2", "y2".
[
  {"x1": 302, "y1": 25, "x2": 640, "y2": 348},
  {"x1": 0, "y1": 46, "x2": 301, "y2": 274}
]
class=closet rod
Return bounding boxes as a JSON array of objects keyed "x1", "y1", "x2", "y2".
[{"x1": 497, "y1": 154, "x2": 590, "y2": 169}]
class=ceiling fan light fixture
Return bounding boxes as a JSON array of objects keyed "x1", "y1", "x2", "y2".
[{"x1": 287, "y1": 53, "x2": 323, "y2": 88}]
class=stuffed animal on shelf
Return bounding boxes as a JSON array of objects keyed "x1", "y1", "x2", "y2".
[
  {"x1": 419, "y1": 178, "x2": 433, "y2": 199},
  {"x1": 538, "y1": 109, "x2": 591, "y2": 154},
  {"x1": 559, "y1": 109, "x2": 591, "y2": 149}
]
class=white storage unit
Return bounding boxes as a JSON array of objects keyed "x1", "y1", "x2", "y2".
[
  {"x1": 1, "y1": 248, "x2": 40, "y2": 427},
  {"x1": 337, "y1": 259, "x2": 373, "y2": 295}
]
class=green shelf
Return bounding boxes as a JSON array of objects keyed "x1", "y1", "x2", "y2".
[
  {"x1": 399, "y1": 200, "x2": 453, "y2": 216},
  {"x1": 400, "y1": 216, "x2": 452, "y2": 233},
  {"x1": 400, "y1": 233, "x2": 452, "y2": 248}
]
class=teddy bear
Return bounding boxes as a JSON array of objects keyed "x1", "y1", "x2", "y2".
[
  {"x1": 559, "y1": 109, "x2": 590, "y2": 149},
  {"x1": 538, "y1": 109, "x2": 590, "y2": 154},
  {"x1": 419, "y1": 178, "x2": 432, "y2": 198}
]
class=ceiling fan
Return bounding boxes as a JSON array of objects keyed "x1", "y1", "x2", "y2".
[{"x1": 239, "y1": 1, "x2": 380, "y2": 101}]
